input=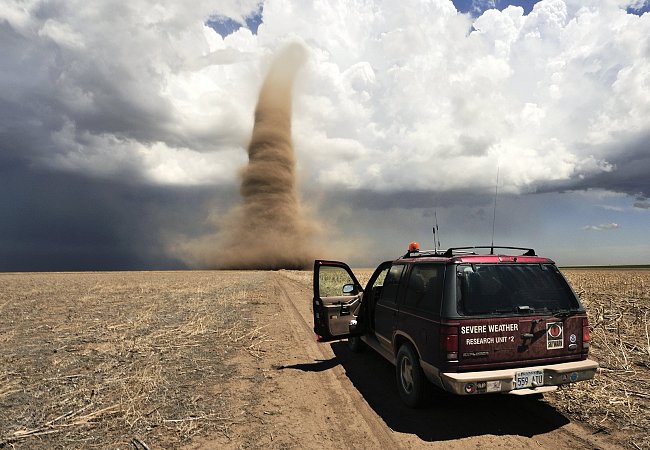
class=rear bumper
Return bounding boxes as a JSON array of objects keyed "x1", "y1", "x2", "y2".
[{"x1": 439, "y1": 359, "x2": 599, "y2": 396}]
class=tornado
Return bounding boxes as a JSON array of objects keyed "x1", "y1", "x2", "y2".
[{"x1": 214, "y1": 43, "x2": 318, "y2": 269}]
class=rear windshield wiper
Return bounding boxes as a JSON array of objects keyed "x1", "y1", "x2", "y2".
[
  {"x1": 551, "y1": 309, "x2": 576, "y2": 319},
  {"x1": 489, "y1": 306, "x2": 537, "y2": 315}
]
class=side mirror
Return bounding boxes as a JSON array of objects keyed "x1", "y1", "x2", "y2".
[{"x1": 342, "y1": 284, "x2": 358, "y2": 295}]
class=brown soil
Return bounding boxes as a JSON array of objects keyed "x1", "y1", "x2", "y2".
[{"x1": 0, "y1": 269, "x2": 644, "y2": 449}]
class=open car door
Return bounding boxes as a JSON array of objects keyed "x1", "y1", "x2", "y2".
[{"x1": 313, "y1": 260, "x2": 364, "y2": 342}]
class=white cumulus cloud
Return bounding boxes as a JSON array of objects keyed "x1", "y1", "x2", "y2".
[
  {"x1": 1, "y1": 0, "x2": 649, "y2": 199},
  {"x1": 582, "y1": 222, "x2": 620, "y2": 231}
]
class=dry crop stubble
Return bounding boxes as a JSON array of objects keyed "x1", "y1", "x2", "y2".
[
  {"x1": 0, "y1": 271, "x2": 272, "y2": 449},
  {"x1": 551, "y1": 269, "x2": 650, "y2": 450},
  {"x1": 2, "y1": 268, "x2": 648, "y2": 449}
]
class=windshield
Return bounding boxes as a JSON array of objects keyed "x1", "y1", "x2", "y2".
[{"x1": 456, "y1": 264, "x2": 579, "y2": 315}]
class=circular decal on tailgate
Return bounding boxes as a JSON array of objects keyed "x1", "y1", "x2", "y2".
[
  {"x1": 569, "y1": 333, "x2": 577, "y2": 343},
  {"x1": 548, "y1": 323, "x2": 562, "y2": 338}
]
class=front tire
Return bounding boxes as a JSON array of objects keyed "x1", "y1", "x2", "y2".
[{"x1": 396, "y1": 344, "x2": 430, "y2": 408}]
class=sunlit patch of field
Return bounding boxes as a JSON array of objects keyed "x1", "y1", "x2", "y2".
[{"x1": 0, "y1": 271, "x2": 272, "y2": 449}]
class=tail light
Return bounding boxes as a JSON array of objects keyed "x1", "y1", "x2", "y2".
[
  {"x1": 441, "y1": 325, "x2": 459, "y2": 361},
  {"x1": 582, "y1": 318, "x2": 590, "y2": 350}
]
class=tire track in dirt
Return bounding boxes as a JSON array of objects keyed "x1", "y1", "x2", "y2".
[{"x1": 272, "y1": 273, "x2": 402, "y2": 450}]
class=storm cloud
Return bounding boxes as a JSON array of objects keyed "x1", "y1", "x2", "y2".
[{"x1": 1, "y1": 0, "x2": 649, "y2": 270}]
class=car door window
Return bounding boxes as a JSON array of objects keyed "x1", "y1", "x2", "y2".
[
  {"x1": 378, "y1": 264, "x2": 405, "y2": 306},
  {"x1": 402, "y1": 264, "x2": 444, "y2": 315},
  {"x1": 318, "y1": 265, "x2": 356, "y2": 298}
]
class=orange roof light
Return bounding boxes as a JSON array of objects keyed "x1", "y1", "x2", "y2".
[{"x1": 408, "y1": 241, "x2": 420, "y2": 252}]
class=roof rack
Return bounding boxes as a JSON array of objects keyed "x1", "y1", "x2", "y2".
[
  {"x1": 443, "y1": 246, "x2": 536, "y2": 257},
  {"x1": 402, "y1": 246, "x2": 536, "y2": 259}
]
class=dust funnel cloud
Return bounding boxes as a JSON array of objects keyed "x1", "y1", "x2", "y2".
[{"x1": 213, "y1": 43, "x2": 319, "y2": 269}]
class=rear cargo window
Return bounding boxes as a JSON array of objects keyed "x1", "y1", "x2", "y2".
[{"x1": 456, "y1": 264, "x2": 579, "y2": 315}]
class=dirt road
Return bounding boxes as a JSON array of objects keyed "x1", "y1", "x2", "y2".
[{"x1": 191, "y1": 271, "x2": 621, "y2": 450}]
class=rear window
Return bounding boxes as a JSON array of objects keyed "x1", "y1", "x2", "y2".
[{"x1": 456, "y1": 264, "x2": 579, "y2": 316}]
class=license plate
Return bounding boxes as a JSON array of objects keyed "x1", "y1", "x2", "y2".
[{"x1": 515, "y1": 370, "x2": 544, "y2": 389}]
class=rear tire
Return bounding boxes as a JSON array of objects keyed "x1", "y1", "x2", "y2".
[
  {"x1": 348, "y1": 336, "x2": 365, "y2": 353},
  {"x1": 396, "y1": 344, "x2": 430, "y2": 408}
]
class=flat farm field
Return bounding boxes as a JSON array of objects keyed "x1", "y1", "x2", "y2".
[
  {"x1": 0, "y1": 271, "x2": 274, "y2": 449},
  {"x1": 558, "y1": 269, "x2": 650, "y2": 449},
  {"x1": 0, "y1": 268, "x2": 648, "y2": 449}
]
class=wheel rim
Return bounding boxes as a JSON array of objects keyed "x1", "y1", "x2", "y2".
[{"x1": 400, "y1": 357, "x2": 414, "y2": 394}]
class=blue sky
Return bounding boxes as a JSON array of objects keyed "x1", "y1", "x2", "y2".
[
  {"x1": 208, "y1": 1, "x2": 650, "y2": 38},
  {"x1": 1, "y1": 0, "x2": 649, "y2": 270},
  {"x1": 454, "y1": 1, "x2": 542, "y2": 15},
  {"x1": 454, "y1": 0, "x2": 650, "y2": 16}
]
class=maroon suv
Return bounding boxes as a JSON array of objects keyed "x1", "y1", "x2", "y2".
[{"x1": 312, "y1": 245, "x2": 598, "y2": 407}]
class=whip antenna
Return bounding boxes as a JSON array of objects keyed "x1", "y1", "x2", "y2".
[
  {"x1": 434, "y1": 211, "x2": 441, "y2": 253},
  {"x1": 490, "y1": 166, "x2": 499, "y2": 255},
  {"x1": 432, "y1": 223, "x2": 436, "y2": 253}
]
